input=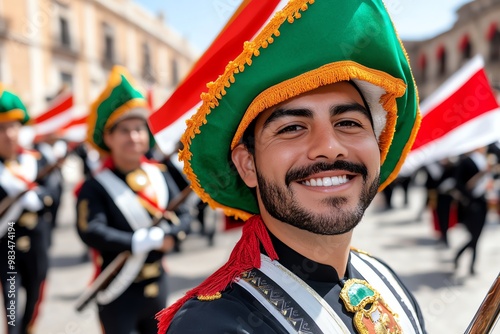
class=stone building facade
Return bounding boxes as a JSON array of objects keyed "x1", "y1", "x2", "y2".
[
  {"x1": 404, "y1": 0, "x2": 500, "y2": 101},
  {"x1": 0, "y1": 0, "x2": 197, "y2": 115}
]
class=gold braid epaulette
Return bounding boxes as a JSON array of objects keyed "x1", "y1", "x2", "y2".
[
  {"x1": 197, "y1": 292, "x2": 222, "y2": 302},
  {"x1": 350, "y1": 246, "x2": 372, "y2": 257}
]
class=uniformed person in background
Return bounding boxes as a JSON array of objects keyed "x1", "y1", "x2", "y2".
[
  {"x1": 76, "y1": 66, "x2": 191, "y2": 334},
  {"x1": 155, "y1": 1, "x2": 426, "y2": 333},
  {"x1": 453, "y1": 147, "x2": 490, "y2": 275},
  {"x1": 0, "y1": 85, "x2": 54, "y2": 334},
  {"x1": 424, "y1": 159, "x2": 458, "y2": 248},
  {"x1": 33, "y1": 133, "x2": 67, "y2": 247}
]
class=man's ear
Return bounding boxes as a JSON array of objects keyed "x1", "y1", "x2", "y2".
[
  {"x1": 102, "y1": 131, "x2": 112, "y2": 150},
  {"x1": 231, "y1": 144, "x2": 257, "y2": 188}
]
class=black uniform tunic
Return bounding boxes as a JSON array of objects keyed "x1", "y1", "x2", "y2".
[
  {"x1": 0, "y1": 151, "x2": 54, "y2": 334},
  {"x1": 76, "y1": 161, "x2": 191, "y2": 334},
  {"x1": 167, "y1": 232, "x2": 426, "y2": 334}
]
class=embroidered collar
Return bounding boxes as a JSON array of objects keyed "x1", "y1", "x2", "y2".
[{"x1": 264, "y1": 231, "x2": 352, "y2": 283}]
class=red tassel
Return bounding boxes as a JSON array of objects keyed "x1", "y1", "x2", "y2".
[{"x1": 156, "y1": 215, "x2": 277, "y2": 333}]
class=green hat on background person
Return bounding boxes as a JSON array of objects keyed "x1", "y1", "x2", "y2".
[
  {"x1": 87, "y1": 65, "x2": 155, "y2": 153},
  {"x1": 179, "y1": 0, "x2": 421, "y2": 220},
  {"x1": 0, "y1": 84, "x2": 30, "y2": 124}
]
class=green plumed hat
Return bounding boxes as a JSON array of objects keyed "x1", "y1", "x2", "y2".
[
  {"x1": 0, "y1": 84, "x2": 29, "y2": 124},
  {"x1": 87, "y1": 65, "x2": 155, "y2": 152},
  {"x1": 180, "y1": 0, "x2": 420, "y2": 220}
]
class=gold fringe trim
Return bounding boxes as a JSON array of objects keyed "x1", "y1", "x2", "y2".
[
  {"x1": 379, "y1": 110, "x2": 421, "y2": 191},
  {"x1": 197, "y1": 291, "x2": 222, "y2": 301},
  {"x1": 179, "y1": 0, "x2": 416, "y2": 217},
  {"x1": 0, "y1": 109, "x2": 26, "y2": 123},
  {"x1": 350, "y1": 246, "x2": 372, "y2": 257},
  {"x1": 231, "y1": 61, "x2": 406, "y2": 150},
  {"x1": 180, "y1": 0, "x2": 316, "y2": 219},
  {"x1": 378, "y1": 1, "x2": 422, "y2": 191}
]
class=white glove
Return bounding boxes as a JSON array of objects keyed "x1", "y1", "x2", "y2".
[
  {"x1": 20, "y1": 190, "x2": 43, "y2": 212},
  {"x1": 131, "y1": 227, "x2": 165, "y2": 255},
  {"x1": 1, "y1": 173, "x2": 28, "y2": 197}
]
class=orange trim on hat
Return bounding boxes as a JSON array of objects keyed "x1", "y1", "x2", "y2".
[
  {"x1": 104, "y1": 98, "x2": 149, "y2": 131},
  {"x1": 231, "y1": 61, "x2": 407, "y2": 165},
  {"x1": 0, "y1": 109, "x2": 25, "y2": 123}
]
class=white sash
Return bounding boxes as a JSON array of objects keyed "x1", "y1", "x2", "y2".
[
  {"x1": 236, "y1": 254, "x2": 351, "y2": 334},
  {"x1": 237, "y1": 253, "x2": 423, "y2": 334},
  {"x1": 93, "y1": 163, "x2": 168, "y2": 304},
  {"x1": 0, "y1": 154, "x2": 39, "y2": 238}
]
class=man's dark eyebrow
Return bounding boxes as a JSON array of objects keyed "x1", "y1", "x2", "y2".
[
  {"x1": 331, "y1": 102, "x2": 371, "y2": 121},
  {"x1": 262, "y1": 108, "x2": 313, "y2": 129}
]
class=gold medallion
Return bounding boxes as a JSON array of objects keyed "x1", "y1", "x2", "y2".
[
  {"x1": 126, "y1": 169, "x2": 149, "y2": 192},
  {"x1": 340, "y1": 279, "x2": 402, "y2": 334}
]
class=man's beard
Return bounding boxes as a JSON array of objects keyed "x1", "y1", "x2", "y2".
[{"x1": 256, "y1": 161, "x2": 380, "y2": 235}]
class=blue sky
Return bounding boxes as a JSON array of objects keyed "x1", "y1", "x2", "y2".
[{"x1": 136, "y1": 0, "x2": 473, "y2": 54}]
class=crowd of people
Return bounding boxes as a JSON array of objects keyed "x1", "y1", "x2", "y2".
[
  {"x1": 0, "y1": 66, "x2": 218, "y2": 333},
  {"x1": 380, "y1": 143, "x2": 500, "y2": 275}
]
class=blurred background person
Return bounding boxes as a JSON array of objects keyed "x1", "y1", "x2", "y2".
[
  {"x1": 452, "y1": 147, "x2": 491, "y2": 275},
  {"x1": 0, "y1": 86, "x2": 55, "y2": 334},
  {"x1": 76, "y1": 66, "x2": 191, "y2": 334},
  {"x1": 424, "y1": 159, "x2": 458, "y2": 247}
]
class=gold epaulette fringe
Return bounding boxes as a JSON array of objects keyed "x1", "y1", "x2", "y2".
[{"x1": 197, "y1": 292, "x2": 222, "y2": 302}]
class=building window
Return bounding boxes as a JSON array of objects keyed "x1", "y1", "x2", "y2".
[
  {"x1": 103, "y1": 23, "x2": 115, "y2": 63},
  {"x1": 171, "y1": 58, "x2": 179, "y2": 86},
  {"x1": 142, "y1": 42, "x2": 153, "y2": 82},
  {"x1": 61, "y1": 72, "x2": 73, "y2": 89},
  {"x1": 59, "y1": 16, "x2": 71, "y2": 47},
  {"x1": 459, "y1": 34, "x2": 472, "y2": 60},
  {"x1": 418, "y1": 53, "x2": 427, "y2": 83},
  {"x1": 489, "y1": 29, "x2": 500, "y2": 62},
  {"x1": 437, "y1": 45, "x2": 447, "y2": 77}
]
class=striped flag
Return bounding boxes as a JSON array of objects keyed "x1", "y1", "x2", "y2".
[
  {"x1": 33, "y1": 91, "x2": 74, "y2": 138},
  {"x1": 59, "y1": 113, "x2": 88, "y2": 143},
  {"x1": 400, "y1": 55, "x2": 500, "y2": 176},
  {"x1": 148, "y1": 0, "x2": 287, "y2": 154}
]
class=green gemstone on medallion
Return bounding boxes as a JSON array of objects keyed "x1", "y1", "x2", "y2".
[{"x1": 348, "y1": 283, "x2": 375, "y2": 306}]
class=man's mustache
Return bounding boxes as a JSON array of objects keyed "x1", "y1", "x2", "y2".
[{"x1": 285, "y1": 161, "x2": 368, "y2": 186}]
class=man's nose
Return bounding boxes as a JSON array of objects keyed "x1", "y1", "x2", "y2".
[
  {"x1": 129, "y1": 129, "x2": 143, "y2": 140},
  {"x1": 6, "y1": 127, "x2": 17, "y2": 139},
  {"x1": 306, "y1": 125, "x2": 348, "y2": 161}
]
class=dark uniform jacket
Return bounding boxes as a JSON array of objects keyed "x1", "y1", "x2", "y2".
[
  {"x1": 167, "y1": 233, "x2": 426, "y2": 334},
  {"x1": 0, "y1": 150, "x2": 55, "y2": 334},
  {"x1": 76, "y1": 161, "x2": 191, "y2": 289},
  {"x1": 0, "y1": 151, "x2": 54, "y2": 250}
]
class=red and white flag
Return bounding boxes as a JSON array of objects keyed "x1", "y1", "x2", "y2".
[
  {"x1": 148, "y1": 0, "x2": 287, "y2": 154},
  {"x1": 59, "y1": 113, "x2": 88, "y2": 143},
  {"x1": 33, "y1": 91, "x2": 74, "y2": 138},
  {"x1": 400, "y1": 55, "x2": 500, "y2": 176}
]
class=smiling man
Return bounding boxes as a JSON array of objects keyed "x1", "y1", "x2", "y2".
[{"x1": 156, "y1": 0, "x2": 425, "y2": 333}]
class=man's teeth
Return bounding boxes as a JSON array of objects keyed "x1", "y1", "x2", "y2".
[{"x1": 303, "y1": 175, "x2": 348, "y2": 186}]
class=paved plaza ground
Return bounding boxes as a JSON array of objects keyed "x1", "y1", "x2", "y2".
[{"x1": 2, "y1": 170, "x2": 500, "y2": 333}]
